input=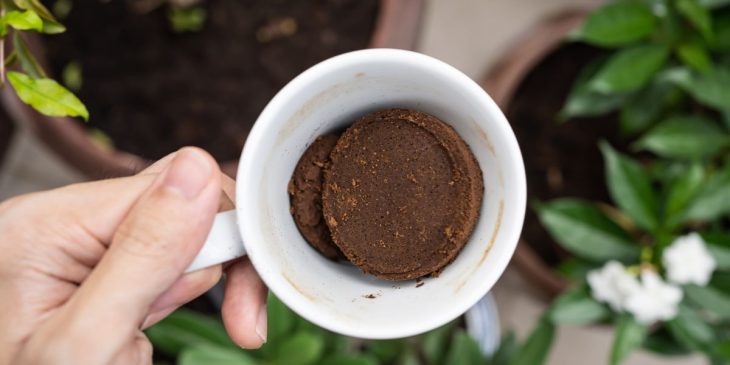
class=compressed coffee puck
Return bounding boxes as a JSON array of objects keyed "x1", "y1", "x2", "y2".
[
  {"x1": 288, "y1": 134, "x2": 343, "y2": 260},
  {"x1": 322, "y1": 108, "x2": 483, "y2": 280}
]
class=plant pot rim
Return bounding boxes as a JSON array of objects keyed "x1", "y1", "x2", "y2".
[
  {"x1": 9, "y1": 0, "x2": 425, "y2": 179},
  {"x1": 480, "y1": 8, "x2": 595, "y2": 300}
]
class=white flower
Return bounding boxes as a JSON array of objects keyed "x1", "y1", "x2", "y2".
[
  {"x1": 624, "y1": 271, "x2": 683, "y2": 324},
  {"x1": 587, "y1": 261, "x2": 641, "y2": 311},
  {"x1": 663, "y1": 232, "x2": 716, "y2": 286}
]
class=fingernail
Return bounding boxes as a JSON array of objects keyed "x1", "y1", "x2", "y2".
[
  {"x1": 255, "y1": 304, "x2": 267, "y2": 344},
  {"x1": 162, "y1": 148, "x2": 213, "y2": 199}
]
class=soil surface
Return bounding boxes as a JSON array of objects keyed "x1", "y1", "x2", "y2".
[
  {"x1": 44, "y1": 0, "x2": 378, "y2": 161},
  {"x1": 506, "y1": 43, "x2": 625, "y2": 266}
]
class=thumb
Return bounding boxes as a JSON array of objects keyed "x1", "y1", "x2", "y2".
[{"x1": 60, "y1": 147, "x2": 221, "y2": 362}]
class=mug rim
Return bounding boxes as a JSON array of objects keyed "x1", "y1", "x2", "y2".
[{"x1": 236, "y1": 48, "x2": 526, "y2": 338}]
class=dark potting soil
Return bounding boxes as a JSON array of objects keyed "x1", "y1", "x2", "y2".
[
  {"x1": 506, "y1": 43, "x2": 626, "y2": 266},
  {"x1": 44, "y1": 0, "x2": 378, "y2": 162}
]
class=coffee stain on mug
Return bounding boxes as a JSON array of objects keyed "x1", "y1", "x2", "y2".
[
  {"x1": 276, "y1": 81, "x2": 350, "y2": 146},
  {"x1": 454, "y1": 199, "x2": 503, "y2": 294},
  {"x1": 469, "y1": 117, "x2": 495, "y2": 157},
  {"x1": 282, "y1": 272, "x2": 319, "y2": 302}
]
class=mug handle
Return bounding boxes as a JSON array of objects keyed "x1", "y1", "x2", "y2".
[{"x1": 186, "y1": 210, "x2": 246, "y2": 272}]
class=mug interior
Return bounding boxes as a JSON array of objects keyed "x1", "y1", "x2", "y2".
[{"x1": 237, "y1": 49, "x2": 526, "y2": 339}]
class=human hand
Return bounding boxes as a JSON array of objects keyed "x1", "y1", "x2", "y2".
[{"x1": 0, "y1": 148, "x2": 267, "y2": 364}]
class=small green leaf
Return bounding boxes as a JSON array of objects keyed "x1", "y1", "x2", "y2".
[
  {"x1": 713, "y1": 10, "x2": 730, "y2": 51},
  {"x1": 664, "y1": 162, "x2": 704, "y2": 227},
  {"x1": 699, "y1": 0, "x2": 730, "y2": 8},
  {"x1": 396, "y1": 348, "x2": 420, "y2": 365},
  {"x1": 367, "y1": 340, "x2": 403, "y2": 363},
  {"x1": 511, "y1": 318, "x2": 555, "y2": 365},
  {"x1": 556, "y1": 258, "x2": 595, "y2": 281},
  {"x1": 13, "y1": 0, "x2": 65, "y2": 33},
  {"x1": 489, "y1": 332, "x2": 518, "y2": 365},
  {"x1": 61, "y1": 61, "x2": 82, "y2": 92},
  {"x1": 7, "y1": 71, "x2": 88, "y2": 120},
  {"x1": 665, "y1": 67, "x2": 730, "y2": 110},
  {"x1": 549, "y1": 287, "x2": 610, "y2": 325},
  {"x1": 666, "y1": 304, "x2": 715, "y2": 351},
  {"x1": 144, "y1": 309, "x2": 233, "y2": 356},
  {"x1": 589, "y1": 45, "x2": 669, "y2": 93},
  {"x1": 1, "y1": 10, "x2": 43, "y2": 32},
  {"x1": 13, "y1": 32, "x2": 45, "y2": 79},
  {"x1": 421, "y1": 321, "x2": 457, "y2": 365},
  {"x1": 619, "y1": 81, "x2": 676, "y2": 134},
  {"x1": 267, "y1": 294, "x2": 296, "y2": 346},
  {"x1": 319, "y1": 354, "x2": 378, "y2": 365},
  {"x1": 444, "y1": 330, "x2": 487, "y2": 365},
  {"x1": 600, "y1": 142, "x2": 659, "y2": 231},
  {"x1": 536, "y1": 199, "x2": 639, "y2": 262},
  {"x1": 573, "y1": 2, "x2": 656, "y2": 47},
  {"x1": 708, "y1": 245, "x2": 730, "y2": 270},
  {"x1": 273, "y1": 332, "x2": 324, "y2": 365},
  {"x1": 168, "y1": 6, "x2": 207, "y2": 33},
  {"x1": 179, "y1": 344, "x2": 256, "y2": 365},
  {"x1": 634, "y1": 115, "x2": 727, "y2": 159},
  {"x1": 682, "y1": 165, "x2": 730, "y2": 221},
  {"x1": 559, "y1": 57, "x2": 628, "y2": 120},
  {"x1": 610, "y1": 315, "x2": 648, "y2": 365},
  {"x1": 642, "y1": 329, "x2": 692, "y2": 356},
  {"x1": 684, "y1": 284, "x2": 730, "y2": 319},
  {"x1": 677, "y1": 0, "x2": 713, "y2": 40},
  {"x1": 676, "y1": 41, "x2": 712, "y2": 72}
]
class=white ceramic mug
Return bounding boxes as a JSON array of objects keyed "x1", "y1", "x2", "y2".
[{"x1": 187, "y1": 49, "x2": 526, "y2": 339}]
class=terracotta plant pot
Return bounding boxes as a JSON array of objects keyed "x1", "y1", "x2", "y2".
[
  {"x1": 482, "y1": 9, "x2": 598, "y2": 299},
  {"x1": 3, "y1": 0, "x2": 424, "y2": 179}
]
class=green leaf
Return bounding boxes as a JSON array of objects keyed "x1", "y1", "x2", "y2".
[
  {"x1": 319, "y1": 354, "x2": 378, "y2": 365},
  {"x1": 664, "y1": 162, "x2": 704, "y2": 227},
  {"x1": 1, "y1": 10, "x2": 42, "y2": 33},
  {"x1": 367, "y1": 340, "x2": 403, "y2": 363},
  {"x1": 665, "y1": 67, "x2": 730, "y2": 110},
  {"x1": 13, "y1": 32, "x2": 45, "y2": 79},
  {"x1": 272, "y1": 332, "x2": 325, "y2": 365},
  {"x1": 684, "y1": 284, "x2": 730, "y2": 319},
  {"x1": 677, "y1": 0, "x2": 713, "y2": 40},
  {"x1": 682, "y1": 165, "x2": 730, "y2": 221},
  {"x1": 266, "y1": 294, "x2": 296, "y2": 348},
  {"x1": 444, "y1": 330, "x2": 487, "y2": 365},
  {"x1": 600, "y1": 142, "x2": 659, "y2": 231},
  {"x1": 676, "y1": 41, "x2": 712, "y2": 72},
  {"x1": 61, "y1": 61, "x2": 82, "y2": 92},
  {"x1": 511, "y1": 319, "x2": 555, "y2": 365},
  {"x1": 548, "y1": 287, "x2": 610, "y2": 325},
  {"x1": 634, "y1": 115, "x2": 727, "y2": 159},
  {"x1": 666, "y1": 304, "x2": 714, "y2": 351},
  {"x1": 397, "y1": 348, "x2": 420, "y2": 365},
  {"x1": 559, "y1": 58, "x2": 628, "y2": 120},
  {"x1": 7, "y1": 71, "x2": 88, "y2": 120},
  {"x1": 619, "y1": 81, "x2": 676, "y2": 134},
  {"x1": 421, "y1": 321, "x2": 457, "y2": 365},
  {"x1": 589, "y1": 45, "x2": 669, "y2": 93},
  {"x1": 489, "y1": 332, "x2": 518, "y2": 365},
  {"x1": 144, "y1": 309, "x2": 233, "y2": 356},
  {"x1": 707, "y1": 244, "x2": 730, "y2": 270},
  {"x1": 642, "y1": 329, "x2": 692, "y2": 356},
  {"x1": 573, "y1": 2, "x2": 657, "y2": 47},
  {"x1": 179, "y1": 344, "x2": 256, "y2": 365},
  {"x1": 556, "y1": 258, "x2": 595, "y2": 281},
  {"x1": 536, "y1": 199, "x2": 639, "y2": 262},
  {"x1": 610, "y1": 315, "x2": 648, "y2": 365},
  {"x1": 699, "y1": 0, "x2": 730, "y2": 8},
  {"x1": 714, "y1": 10, "x2": 730, "y2": 51},
  {"x1": 13, "y1": 0, "x2": 65, "y2": 33}
]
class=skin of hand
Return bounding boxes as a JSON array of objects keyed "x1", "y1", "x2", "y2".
[{"x1": 0, "y1": 147, "x2": 267, "y2": 365}]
